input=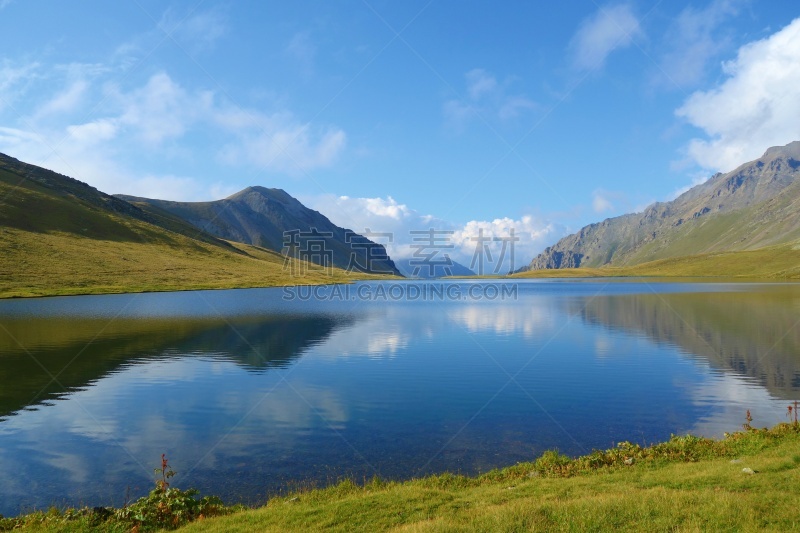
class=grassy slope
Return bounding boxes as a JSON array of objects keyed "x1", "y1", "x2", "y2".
[
  {"x1": 621, "y1": 198, "x2": 800, "y2": 267},
  {"x1": 176, "y1": 426, "x2": 800, "y2": 532},
  {"x1": 0, "y1": 167, "x2": 390, "y2": 298},
  {"x1": 0, "y1": 227, "x2": 385, "y2": 298},
  {"x1": 514, "y1": 241, "x2": 800, "y2": 280}
]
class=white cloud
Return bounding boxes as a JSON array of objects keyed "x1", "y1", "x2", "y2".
[
  {"x1": 327, "y1": 195, "x2": 412, "y2": 222},
  {"x1": 0, "y1": 0, "x2": 12, "y2": 10},
  {"x1": 656, "y1": 0, "x2": 744, "y2": 88},
  {"x1": 444, "y1": 69, "x2": 536, "y2": 131},
  {"x1": 451, "y1": 216, "x2": 557, "y2": 273},
  {"x1": 466, "y1": 69, "x2": 498, "y2": 100},
  {"x1": 676, "y1": 17, "x2": 800, "y2": 172},
  {"x1": 301, "y1": 194, "x2": 422, "y2": 259},
  {"x1": 33, "y1": 80, "x2": 89, "y2": 120},
  {"x1": 108, "y1": 7, "x2": 227, "y2": 73},
  {"x1": 498, "y1": 95, "x2": 538, "y2": 120},
  {"x1": 570, "y1": 4, "x2": 642, "y2": 71},
  {"x1": 66, "y1": 119, "x2": 118, "y2": 145},
  {"x1": 219, "y1": 118, "x2": 347, "y2": 174},
  {"x1": 592, "y1": 190, "x2": 615, "y2": 213},
  {"x1": 0, "y1": 60, "x2": 40, "y2": 112},
  {"x1": 0, "y1": 123, "x2": 206, "y2": 199},
  {"x1": 0, "y1": 125, "x2": 37, "y2": 143},
  {"x1": 303, "y1": 194, "x2": 560, "y2": 272},
  {"x1": 0, "y1": 64, "x2": 348, "y2": 197},
  {"x1": 114, "y1": 72, "x2": 209, "y2": 146}
]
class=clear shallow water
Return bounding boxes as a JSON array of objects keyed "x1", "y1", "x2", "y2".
[{"x1": 0, "y1": 280, "x2": 798, "y2": 515}]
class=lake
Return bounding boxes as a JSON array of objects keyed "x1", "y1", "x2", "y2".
[{"x1": 0, "y1": 279, "x2": 798, "y2": 516}]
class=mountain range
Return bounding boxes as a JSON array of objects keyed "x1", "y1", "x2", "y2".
[
  {"x1": 524, "y1": 141, "x2": 800, "y2": 271},
  {"x1": 0, "y1": 152, "x2": 395, "y2": 298},
  {"x1": 117, "y1": 188, "x2": 401, "y2": 276},
  {"x1": 3, "y1": 140, "x2": 800, "y2": 298}
]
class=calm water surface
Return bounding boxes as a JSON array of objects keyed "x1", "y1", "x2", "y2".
[{"x1": 0, "y1": 280, "x2": 798, "y2": 515}]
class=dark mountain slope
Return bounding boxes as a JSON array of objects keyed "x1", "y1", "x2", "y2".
[{"x1": 118, "y1": 187, "x2": 402, "y2": 276}]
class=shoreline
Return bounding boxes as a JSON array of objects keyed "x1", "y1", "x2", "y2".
[
  {"x1": 3, "y1": 273, "x2": 800, "y2": 300},
  {"x1": 3, "y1": 422, "x2": 799, "y2": 530},
  {"x1": 0, "y1": 274, "x2": 403, "y2": 300}
]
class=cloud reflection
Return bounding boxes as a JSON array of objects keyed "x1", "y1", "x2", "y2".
[{"x1": 448, "y1": 303, "x2": 554, "y2": 337}]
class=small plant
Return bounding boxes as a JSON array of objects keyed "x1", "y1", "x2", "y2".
[
  {"x1": 156, "y1": 453, "x2": 176, "y2": 492},
  {"x1": 788, "y1": 401, "x2": 799, "y2": 426},
  {"x1": 743, "y1": 409, "x2": 754, "y2": 430},
  {"x1": 114, "y1": 454, "x2": 231, "y2": 530}
]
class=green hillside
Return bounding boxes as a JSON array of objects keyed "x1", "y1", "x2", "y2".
[
  {"x1": 515, "y1": 240, "x2": 800, "y2": 279},
  {"x1": 0, "y1": 153, "x2": 385, "y2": 298}
]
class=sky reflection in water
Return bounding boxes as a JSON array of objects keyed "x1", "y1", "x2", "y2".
[{"x1": 0, "y1": 280, "x2": 798, "y2": 516}]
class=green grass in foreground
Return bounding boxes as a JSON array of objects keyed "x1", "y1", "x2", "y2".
[
  {"x1": 4, "y1": 421, "x2": 799, "y2": 532},
  {"x1": 513, "y1": 241, "x2": 800, "y2": 280}
]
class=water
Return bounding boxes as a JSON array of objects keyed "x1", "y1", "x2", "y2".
[{"x1": 0, "y1": 279, "x2": 798, "y2": 515}]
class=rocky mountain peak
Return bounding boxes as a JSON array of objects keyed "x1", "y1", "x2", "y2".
[
  {"x1": 762, "y1": 140, "x2": 800, "y2": 160},
  {"x1": 524, "y1": 140, "x2": 800, "y2": 271}
]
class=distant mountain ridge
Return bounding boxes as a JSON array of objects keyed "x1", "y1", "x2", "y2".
[
  {"x1": 394, "y1": 257, "x2": 475, "y2": 278},
  {"x1": 117, "y1": 187, "x2": 402, "y2": 276},
  {"x1": 525, "y1": 141, "x2": 800, "y2": 270}
]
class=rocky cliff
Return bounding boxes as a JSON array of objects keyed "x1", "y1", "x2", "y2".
[{"x1": 525, "y1": 141, "x2": 800, "y2": 270}]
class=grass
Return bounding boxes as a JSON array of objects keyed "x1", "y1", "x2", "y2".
[
  {"x1": 177, "y1": 423, "x2": 800, "y2": 532},
  {"x1": 3, "y1": 422, "x2": 799, "y2": 532},
  {"x1": 0, "y1": 227, "x2": 394, "y2": 298},
  {"x1": 514, "y1": 241, "x2": 800, "y2": 280}
]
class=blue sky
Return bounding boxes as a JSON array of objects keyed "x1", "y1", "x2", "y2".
[{"x1": 1, "y1": 1, "x2": 799, "y2": 268}]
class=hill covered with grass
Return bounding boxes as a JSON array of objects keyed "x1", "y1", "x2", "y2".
[
  {"x1": 0, "y1": 153, "x2": 385, "y2": 298},
  {"x1": 515, "y1": 240, "x2": 800, "y2": 279}
]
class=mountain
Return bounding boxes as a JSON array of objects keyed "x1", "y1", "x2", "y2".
[
  {"x1": 525, "y1": 141, "x2": 800, "y2": 270},
  {"x1": 0, "y1": 152, "x2": 236, "y2": 251},
  {"x1": 0, "y1": 152, "x2": 374, "y2": 297},
  {"x1": 394, "y1": 257, "x2": 476, "y2": 278},
  {"x1": 117, "y1": 187, "x2": 402, "y2": 276}
]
